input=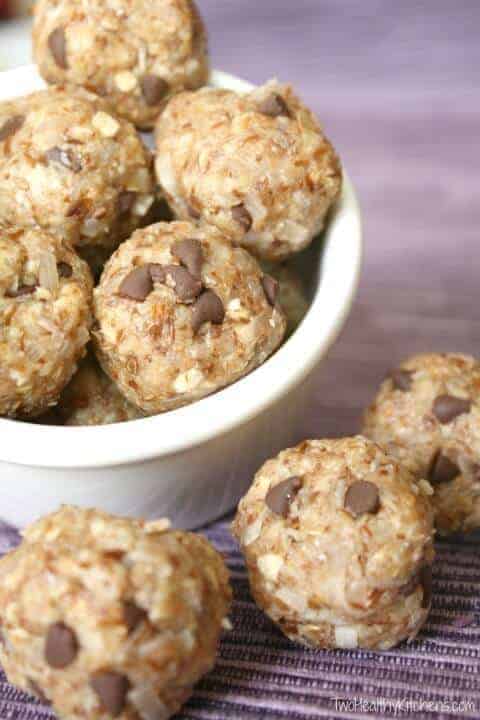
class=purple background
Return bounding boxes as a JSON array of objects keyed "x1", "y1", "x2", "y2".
[
  {"x1": 201, "y1": 0, "x2": 480, "y2": 438},
  {"x1": 2, "y1": 2, "x2": 480, "y2": 719}
]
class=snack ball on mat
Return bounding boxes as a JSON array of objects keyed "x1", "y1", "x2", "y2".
[
  {"x1": 363, "y1": 352, "x2": 480, "y2": 535},
  {"x1": 155, "y1": 80, "x2": 342, "y2": 261},
  {"x1": 233, "y1": 436, "x2": 434, "y2": 651},
  {"x1": 0, "y1": 506, "x2": 231, "y2": 719},
  {"x1": 33, "y1": 0, "x2": 209, "y2": 129}
]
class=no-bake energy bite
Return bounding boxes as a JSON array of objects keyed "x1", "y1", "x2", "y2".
[
  {"x1": 363, "y1": 352, "x2": 480, "y2": 535},
  {"x1": 33, "y1": 0, "x2": 209, "y2": 129},
  {"x1": 155, "y1": 80, "x2": 342, "y2": 261},
  {"x1": 0, "y1": 226, "x2": 92, "y2": 417},
  {"x1": 0, "y1": 506, "x2": 231, "y2": 720},
  {"x1": 0, "y1": 86, "x2": 154, "y2": 260},
  {"x1": 93, "y1": 221, "x2": 286, "y2": 414},
  {"x1": 232, "y1": 436, "x2": 434, "y2": 651}
]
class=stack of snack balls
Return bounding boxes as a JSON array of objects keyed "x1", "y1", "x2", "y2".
[
  {"x1": 0, "y1": 2, "x2": 476, "y2": 720},
  {"x1": 0, "y1": 0, "x2": 341, "y2": 424}
]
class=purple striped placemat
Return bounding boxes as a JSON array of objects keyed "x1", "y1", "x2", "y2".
[{"x1": 0, "y1": 518, "x2": 479, "y2": 720}]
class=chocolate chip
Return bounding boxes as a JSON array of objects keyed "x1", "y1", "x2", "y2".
[
  {"x1": 123, "y1": 601, "x2": 147, "y2": 633},
  {"x1": 191, "y1": 290, "x2": 225, "y2": 333},
  {"x1": 433, "y1": 395, "x2": 471, "y2": 424},
  {"x1": 265, "y1": 476, "x2": 302, "y2": 517},
  {"x1": 48, "y1": 27, "x2": 68, "y2": 70},
  {"x1": 141, "y1": 74, "x2": 169, "y2": 106},
  {"x1": 344, "y1": 480, "x2": 380, "y2": 517},
  {"x1": 420, "y1": 566, "x2": 432, "y2": 609},
  {"x1": 118, "y1": 266, "x2": 153, "y2": 301},
  {"x1": 117, "y1": 191, "x2": 137, "y2": 215},
  {"x1": 261, "y1": 275, "x2": 279, "y2": 307},
  {"x1": 391, "y1": 368, "x2": 413, "y2": 392},
  {"x1": 231, "y1": 204, "x2": 252, "y2": 232},
  {"x1": 45, "y1": 622, "x2": 78, "y2": 669},
  {"x1": 57, "y1": 261, "x2": 73, "y2": 278},
  {"x1": 151, "y1": 264, "x2": 202, "y2": 303},
  {"x1": 0, "y1": 114, "x2": 25, "y2": 142},
  {"x1": 5, "y1": 284, "x2": 37, "y2": 298},
  {"x1": 429, "y1": 451, "x2": 460, "y2": 485},
  {"x1": 172, "y1": 238, "x2": 204, "y2": 279},
  {"x1": 90, "y1": 671, "x2": 130, "y2": 717},
  {"x1": 258, "y1": 93, "x2": 291, "y2": 118},
  {"x1": 45, "y1": 146, "x2": 82, "y2": 173}
]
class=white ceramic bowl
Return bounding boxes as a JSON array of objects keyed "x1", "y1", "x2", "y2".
[{"x1": 0, "y1": 65, "x2": 362, "y2": 529}]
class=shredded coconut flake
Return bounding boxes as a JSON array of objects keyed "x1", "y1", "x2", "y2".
[
  {"x1": 38, "y1": 251, "x2": 59, "y2": 293},
  {"x1": 257, "y1": 554, "x2": 283, "y2": 582},
  {"x1": 335, "y1": 626, "x2": 359, "y2": 649}
]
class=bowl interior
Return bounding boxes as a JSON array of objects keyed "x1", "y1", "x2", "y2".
[{"x1": 0, "y1": 65, "x2": 362, "y2": 468}]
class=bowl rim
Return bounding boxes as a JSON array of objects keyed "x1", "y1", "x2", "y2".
[{"x1": 0, "y1": 65, "x2": 362, "y2": 469}]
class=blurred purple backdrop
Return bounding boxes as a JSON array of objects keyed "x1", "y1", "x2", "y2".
[{"x1": 201, "y1": 0, "x2": 480, "y2": 437}]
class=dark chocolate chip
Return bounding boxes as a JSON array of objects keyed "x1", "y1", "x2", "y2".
[
  {"x1": 90, "y1": 671, "x2": 130, "y2": 717},
  {"x1": 432, "y1": 394, "x2": 471, "y2": 424},
  {"x1": 258, "y1": 93, "x2": 291, "y2": 118},
  {"x1": 420, "y1": 566, "x2": 432, "y2": 609},
  {"x1": 45, "y1": 146, "x2": 82, "y2": 173},
  {"x1": 118, "y1": 266, "x2": 153, "y2": 301},
  {"x1": 28, "y1": 679, "x2": 51, "y2": 706},
  {"x1": 231, "y1": 204, "x2": 252, "y2": 232},
  {"x1": 172, "y1": 238, "x2": 204, "y2": 279},
  {"x1": 57, "y1": 261, "x2": 73, "y2": 278},
  {"x1": 344, "y1": 480, "x2": 380, "y2": 517},
  {"x1": 150, "y1": 264, "x2": 202, "y2": 303},
  {"x1": 45, "y1": 622, "x2": 78, "y2": 669},
  {"x1": 265, "y1": 476, "x2": 302, "y2": 517},
  {"x1": 141, "y1": 74, "x2": 169, "y2": 106},
  {"x1": 123, "y1": 601, "x2": 147, "y2": 633},
  {"x1": 5, "y1": 284, "x2": 37, "y2": 298},
  {"x1": 391, "y1": 368, "x2": 414, "y2": 392},
  {"x1": 0, "y1": 114, "x2": 25, "y2": 142},
  {"x1": 261, "y1": 275, "x2": 279, "y2": 307},
  {"x1": 429, "y1": 451, "x2": 460, "y2": 485},
  {"x1": 48, "y1": 27, "x2": 68, "y2": 70},
  {"x1": 191, "y1": 290, "x2": 225, "y2": 333},
  {"x1": 117, "y1": 191, "x2": 137, "y2": 215}
]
